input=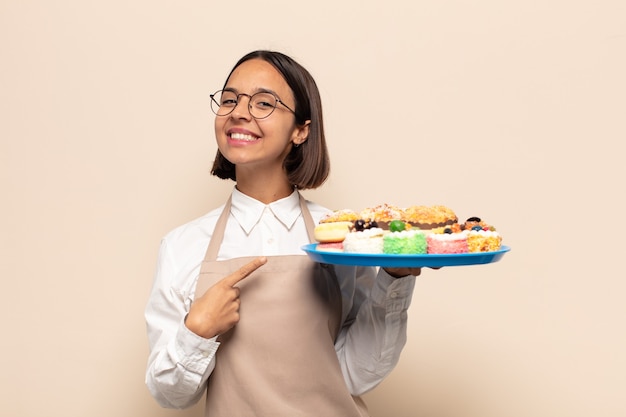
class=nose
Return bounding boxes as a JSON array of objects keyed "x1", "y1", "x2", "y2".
[{"x1": 230, "y1": 94, "x2": 253, "y2": 120}]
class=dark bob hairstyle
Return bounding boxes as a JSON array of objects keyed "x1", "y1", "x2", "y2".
[{"x1": 210, "y1": 50, "x2": 330, "y2": 190}]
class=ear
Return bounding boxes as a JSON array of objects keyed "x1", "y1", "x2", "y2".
[{"x1": 292, "y1": 120, "x2": 311, "y2": 146}]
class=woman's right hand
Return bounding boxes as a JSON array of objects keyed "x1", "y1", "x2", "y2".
[{"x1": 185, "y1": 256, "x2": 267, "y2": 339}]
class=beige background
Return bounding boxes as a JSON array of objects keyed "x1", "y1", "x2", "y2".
[{"x1": 2, "y1": 1, "x2": 625, "y2": 416}]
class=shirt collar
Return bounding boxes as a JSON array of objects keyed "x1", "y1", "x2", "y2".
[{"x1": 230, "y1": 187, "x2": 302, "y2": 234}]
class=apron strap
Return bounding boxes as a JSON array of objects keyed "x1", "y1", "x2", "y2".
[
  {"x1": 204, "y1": 192, "x2": 315, "y2": 262},
  {"x1": 300, "y1": 193, "x2": 317, "y2": 243},
  {"x1": 204, "y1": 197, "x2": 232, "y2": 262}
]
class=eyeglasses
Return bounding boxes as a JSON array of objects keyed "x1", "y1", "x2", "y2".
[{"x1": 210, "y1": 89, "x2": 296, "y2": 119}]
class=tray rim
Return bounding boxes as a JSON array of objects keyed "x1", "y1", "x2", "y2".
[{"x1": 301, "y1": 244, "x2": 511, "y2": 267}]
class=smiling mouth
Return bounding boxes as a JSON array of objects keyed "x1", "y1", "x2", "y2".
[{"x1": 229, "y1": 132, "x2": 259, "y2": 142}]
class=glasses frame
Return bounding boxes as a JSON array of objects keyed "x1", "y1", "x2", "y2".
[{"x1": 210, "y1": 90, "x2": 296, "y2": 119}]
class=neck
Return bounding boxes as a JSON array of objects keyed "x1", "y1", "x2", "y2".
[{"x1": 235, "y1": 169, "x2": 294, "y2": 204}]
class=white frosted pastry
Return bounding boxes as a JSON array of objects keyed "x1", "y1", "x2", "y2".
[{"x1": 343, "y1": 228, "x2": 385, "y2": 254}]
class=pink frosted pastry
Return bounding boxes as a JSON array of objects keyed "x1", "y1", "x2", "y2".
[
  {"x1": 316, "y1": 242, "x2": 344, "y2": 252},
  {"x1": 427, "y1": 230, "x2": 469, "y2": 254}
]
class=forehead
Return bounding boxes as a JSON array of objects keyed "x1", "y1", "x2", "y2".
[{"x1": 225, "y1": 59, "x2": 293, "y2": 99}]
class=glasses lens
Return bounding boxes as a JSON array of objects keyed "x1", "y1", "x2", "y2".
[
  {"x1": 249, "y1": 92, "x2": 278, "y2": 119},
  {"x1": 211, "y1": 90, "x2": 237, "y2": 116}
]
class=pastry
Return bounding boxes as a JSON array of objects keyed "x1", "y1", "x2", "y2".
[
  {"x1": 319, "y1": 209, "x2": 361, "y2": 223},
  {"x1": 467, "y1": 229, "x2": 502, "y2": 252},
  {"x1": 359, "y1": 204, "x2": 404, "y2": 230},
  {"x1": 403, "y1": 205, "x2": 458, "y2": 230},
  {"x1": 427, "y1": 230, "x2": 469, "y2": 254},
  {"x1": 315, "y1": 241, "x2": 345, "y2": 252},
  {"x1": 383, "y1": 229, "x2": 427, "y2": 254},
  {"x1": 343, "y1": 227, "x2": 385, "y2": 254},
  {"x1": 461, "y1": 216, "x2": 496, "y2": 232},
  {"x1": 314, "y1": 221, "x2": 353, "y2": 243}
]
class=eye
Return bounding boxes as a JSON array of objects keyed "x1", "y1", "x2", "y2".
[
  {"x1": 256, "y1": 100, "x2": 274, "y2": 108},
  {"x1": 219, "y1": 92, "x2": 238, "y2": 107},
  {"x1": 252, "y1": 93, "x2": 276, "y2": 109},
  {"x1": 221, "y1": 98, "x2": 237, "y2": 107}
]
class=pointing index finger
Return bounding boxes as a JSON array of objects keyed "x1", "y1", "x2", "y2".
[{"x1": 224, "y1": 256, "x2": 267, "y2": 287}]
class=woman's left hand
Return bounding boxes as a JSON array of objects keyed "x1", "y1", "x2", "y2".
[{"x1": 383, "y1": 266, "x2": 441, "y2": 278}]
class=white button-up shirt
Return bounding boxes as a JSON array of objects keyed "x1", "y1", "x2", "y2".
[{"x1": 145, "y1": 188, "x2": 416, "y2": 409}]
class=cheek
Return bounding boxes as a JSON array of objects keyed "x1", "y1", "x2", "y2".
[
  {"x1": 258, "y1": 120, "x2": 297, "y2": 142},
  {"x1": 214, "y1": 118, "x2": 223, "y2": 135},
  {"x1": 214, "y1": 119, "x2": 227, "y2": 143}
]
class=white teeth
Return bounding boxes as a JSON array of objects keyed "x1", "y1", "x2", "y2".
[{"x1": 230, "y1": 132, "x2": 257, "y2": 141}]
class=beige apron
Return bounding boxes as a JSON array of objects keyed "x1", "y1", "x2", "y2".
[{"x1": 194, "y1": 194, "x2": 369, "y2": 417}]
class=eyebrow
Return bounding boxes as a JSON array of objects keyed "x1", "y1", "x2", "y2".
[{"x1": 223, "y1": 86, "x2": 283, "y2": 98}]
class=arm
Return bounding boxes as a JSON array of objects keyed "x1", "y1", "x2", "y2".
[
  {"x1": 144, "y1": 239, "x2": 219, "y2": 409},
  {"x1": 334, "y1": 266, "x2": 416, "y2": 396},
  {"x1": 145, "y1": 240, "x2": 266, "y2": 409}
]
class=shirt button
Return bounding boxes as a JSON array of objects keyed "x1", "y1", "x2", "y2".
[
  {"x1": 390, "y1": 291, "x2": 399, "y2": 299},
  {"x1": 201, "y1": 351, "x2": 209, "y2": 358},
  {"x1": 267, "y1": 238, "x2": 274, "y2": 244}
]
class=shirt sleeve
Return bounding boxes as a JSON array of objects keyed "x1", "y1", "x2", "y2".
[
  {"x1": 144, "y1": 239, "x2": 219, "y2": 409},
  {"x1": 334, "y1": 266, "x2": 416, "y2": 396}
]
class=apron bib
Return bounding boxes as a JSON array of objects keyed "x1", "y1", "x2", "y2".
[{"x1": 195, "y1": 194, "x2": 369, "y2": 417}]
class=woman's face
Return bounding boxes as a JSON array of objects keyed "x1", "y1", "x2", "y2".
[{"x1": 214, "y1": 59, "x2": 309, "y2": 176}]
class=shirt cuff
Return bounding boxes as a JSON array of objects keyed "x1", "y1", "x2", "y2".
[
  {"x1": 175, "y1": 319, "x2": 220, "y2": 375},
  {"x1": 371, "y1": 270, "x2": 416, "y2": 312}
]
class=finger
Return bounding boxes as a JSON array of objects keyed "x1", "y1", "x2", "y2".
[
  {"x1": 223, "y1": 256, "x2": 267, "y2": 287},
  {"x1": 384, "y1": 267, "x2": 421, "y2": 278}
]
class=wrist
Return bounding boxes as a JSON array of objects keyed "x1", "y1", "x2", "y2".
[{"x1": 184, "y1": 313, "x2": 218, "y2": 339}]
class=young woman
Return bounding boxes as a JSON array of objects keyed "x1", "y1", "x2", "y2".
[{"x1": 145, "y1": 50, "x2": 422, "y2": 417}]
